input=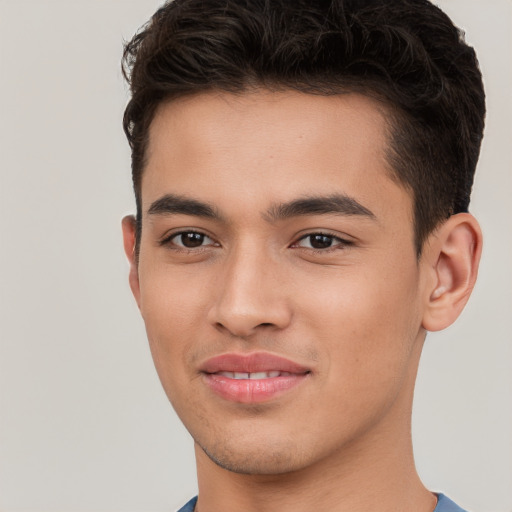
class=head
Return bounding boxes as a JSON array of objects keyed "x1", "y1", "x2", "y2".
[{"x1": 121, "y1": 0, "x2": 484, "y2": 477}]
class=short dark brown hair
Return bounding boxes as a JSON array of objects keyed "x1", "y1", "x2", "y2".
[{"x1": 122, "y1": 0, "x2": 485, "y2": 256}]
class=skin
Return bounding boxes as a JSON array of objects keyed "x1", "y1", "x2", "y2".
[{"x1": 122, "y1": 90, "x2": 482, "y2": 512}]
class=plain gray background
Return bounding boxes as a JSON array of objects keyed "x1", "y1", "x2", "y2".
[{"x1": 0, "y1": 0, "x2": 511, "y2": 510}]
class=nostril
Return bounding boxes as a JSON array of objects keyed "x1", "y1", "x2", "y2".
[{"x1": 208, "y1": 296, "x2": 293, "y2": 337}]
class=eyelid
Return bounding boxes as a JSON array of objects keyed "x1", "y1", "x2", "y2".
[
  {"x1": 159, "y1": 228, "x2": 218, "y2": 248},
  {"x1": 158, "y1": 228, "x2": 352, "y2": 252},
  {"x1": 291, "y1": 231, "x2": 354, "y2": 250}
]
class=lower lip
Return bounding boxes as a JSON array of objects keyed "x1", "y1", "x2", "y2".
[{"x1": 203, "y1": 373, "x2": 309, "y2": 403}]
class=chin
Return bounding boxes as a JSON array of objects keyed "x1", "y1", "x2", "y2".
[{"x1": 199, "y1": 438, "x2": 310, "y2": 475}]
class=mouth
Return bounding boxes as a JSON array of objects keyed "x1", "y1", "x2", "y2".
[
  {"x1": 215, "y1": 371, "x2": 295, "y2": 379},
  {"x1": 200, "y1": 352, "x2": 311, "y2": 404}
]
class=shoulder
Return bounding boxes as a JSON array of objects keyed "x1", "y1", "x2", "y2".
[
  {"x1": 176, "y1": 496, "x2": 197, "y2": 512},
  {"x1": 176, "y1": 494, "x2": 467, "y2": 512},
  {"x1": 434, "y1": 493, "x2": 469, "y2": 512}
]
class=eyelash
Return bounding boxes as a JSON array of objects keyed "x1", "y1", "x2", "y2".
[
  {"x1": 159, "y1": 230, "x2": 217, "y2": 252},
  {"x1": 291, "y1": 232, "x2": 353, "y2": 253},
  {"x1": 159, "y1": 230, "x2": 353, "y2": 253}
]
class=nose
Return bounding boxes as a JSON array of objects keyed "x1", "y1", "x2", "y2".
[{"x1": 207, "y1": 245, "x2": 292, "y2": 338}]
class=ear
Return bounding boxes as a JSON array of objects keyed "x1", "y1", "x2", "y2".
[
  {"x1": 421, "y1": 213, "x2": 482, "y2": 332},
  {"x1": 121, "y1": 215, "x2": 141, "y2": 308}
]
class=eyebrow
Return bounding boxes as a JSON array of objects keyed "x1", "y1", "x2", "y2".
[
  {"x1": 147, "y1": 194, "x2": 223, "y2": 220},
  {"x1": 265, "y1": 194, "x2": 376, "y2": 221},
  {"x1": 147, "y1": 192, "x2": 376, "y2": 223}
]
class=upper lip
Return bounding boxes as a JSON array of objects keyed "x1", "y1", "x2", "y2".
[{"x1": 200, "y1": 352, "x2": 311, "y2": 374}]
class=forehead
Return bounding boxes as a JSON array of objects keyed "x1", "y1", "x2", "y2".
[
  {"x1": 147, "y1": 89, "x2": 389, "y2": 167},
  {"x1": 143, "y1": 89, "x2": 410, "y2": 222}
]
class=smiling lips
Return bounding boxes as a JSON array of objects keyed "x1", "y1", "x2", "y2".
[{"x1": 201, "y1": 352, "x2": 311, "y2": 403}]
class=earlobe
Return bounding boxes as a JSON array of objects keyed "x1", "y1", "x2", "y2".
[
  {"x1": 422, "y1": 213, "x2": 482, "y2": 332},
  {"x1": 121, "y1": 215, "x2": 141, "y2": 308}
]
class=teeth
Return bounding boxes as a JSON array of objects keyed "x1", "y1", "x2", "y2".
[
  {"x1": 216, "y1": 371, "x2": 285, "y2": 379},
  {"x1": 249, "y1": 372, "x2": 268, "y2": 380}
]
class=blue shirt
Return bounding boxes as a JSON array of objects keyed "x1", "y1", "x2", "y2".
[{"x1": 177, "y1": 493, "x2": 468, "y2": 511}]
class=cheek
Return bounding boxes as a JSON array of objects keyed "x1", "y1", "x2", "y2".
[
  {"x1": 137, "y1": 266, "x2": 210, "y2": 384},
  {"x1": 140, "y1": 261, "x2": 210, "y2": 328},
  {"x1": 294, "y1": 269, "x2": 422, "y2": 438},
  {"x1": 299, "y1": 262, "x2": 422, "y2": 380}
]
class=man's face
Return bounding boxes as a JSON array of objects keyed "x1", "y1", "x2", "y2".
[{"x1": 126, "y1": 90, "x2": 430, "y2": 474}]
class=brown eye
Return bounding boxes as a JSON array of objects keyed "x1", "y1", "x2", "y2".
[
  {"x1": 295, "y1": 233, "x2": 350, "y2": 250},
  {"x1": 308, "y1": 234, "x2": 334, "y2": 249},
  {"x1": 171, "y1": 232, "x2": 213, "y2": 248}
]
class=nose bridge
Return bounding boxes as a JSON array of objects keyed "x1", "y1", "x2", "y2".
[{"x1": 208, "y1": 239, "x2": 290, "y2": 336}]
